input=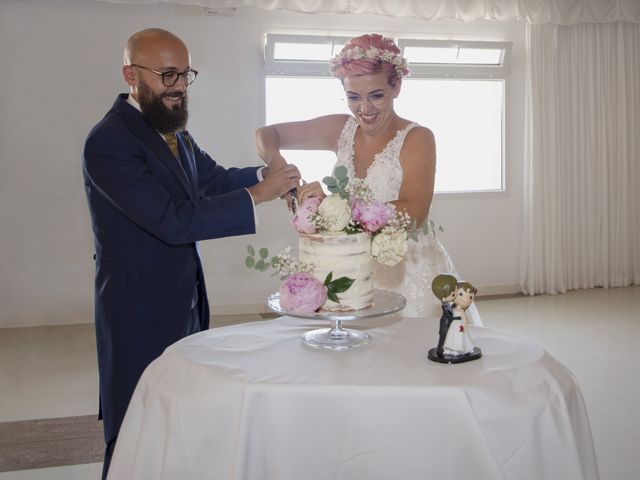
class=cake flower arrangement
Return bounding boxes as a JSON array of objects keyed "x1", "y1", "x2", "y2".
[
  {"x1": 292, "y1": 166, "x2": 412, "y2": 266},
  {"x1": 246, "y1": 166, "x2": 436, "y2": 313}
]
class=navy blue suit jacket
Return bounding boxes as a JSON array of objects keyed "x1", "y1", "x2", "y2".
[{"x1": 83, "y1": 94, "x2": 259, "y2": 443}]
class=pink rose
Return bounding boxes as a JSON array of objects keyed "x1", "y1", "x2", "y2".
[
  {"x1": 351, "y1": 199, "x2": 395, "y2": 233},
  {"x1": 291, "y1": 197, "x2": 322, "y2": 234},
  {"x1": 279, "y1": 273, "x2": 327, "y2": 313}
]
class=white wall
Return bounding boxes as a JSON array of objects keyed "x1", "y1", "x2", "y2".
[{"x1": 0, "y1": 0, "x2": 525, "y2": 327}]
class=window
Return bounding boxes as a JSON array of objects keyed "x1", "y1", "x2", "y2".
[{"x1": 264, "y1": 34, "x2": 511, "y2": 193}]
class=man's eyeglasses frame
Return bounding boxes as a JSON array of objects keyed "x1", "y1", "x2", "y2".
[{"x1": 129, "y1": 64, "x2": 198, "y2": 87}]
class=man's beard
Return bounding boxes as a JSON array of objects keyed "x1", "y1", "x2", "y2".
[{"x1": 138, "y1": 81, "x2": 189, "y2": 134}]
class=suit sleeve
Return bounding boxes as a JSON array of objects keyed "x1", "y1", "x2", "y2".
[
  {"x1": 186, "y1": 135, "x2": 261, "y2": 198},
  {"x1": 84, "y1": 126, "x2": 256, "y2": 245}
]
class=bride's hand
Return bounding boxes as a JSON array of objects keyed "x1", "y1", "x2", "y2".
[{"x1": 297, "y1": 181, "x2": 326, "y2": 204}]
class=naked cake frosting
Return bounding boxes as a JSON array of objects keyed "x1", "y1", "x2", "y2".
[{"x1": 298, "y1": 232, "x2": 373, "y2": 311}]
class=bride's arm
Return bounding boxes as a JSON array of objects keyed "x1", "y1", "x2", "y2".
[
  {"x1": 392, "y1": 126, "x2": 436, "y2": 227},
  {"x1": 255, "y1": 114, "x2": 349, "y2": 171}
]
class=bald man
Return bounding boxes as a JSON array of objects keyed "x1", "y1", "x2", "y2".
[{"x1": 83, "y1": 28, "x2": 300, "y2": 478}]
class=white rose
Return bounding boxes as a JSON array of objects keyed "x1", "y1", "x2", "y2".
[
  {"x1": 371, "y1": 231, "x2": 408, "y2": 266},
  {"x1": 318, "y1": 196, "x2": 352, "y2": 232}
]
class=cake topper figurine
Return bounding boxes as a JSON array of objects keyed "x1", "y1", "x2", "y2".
[{"x1": 428, "y1": 275, "x2": 482, "y2": 364}]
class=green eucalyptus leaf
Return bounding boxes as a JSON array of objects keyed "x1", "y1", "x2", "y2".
[
  {"x1": 259, "y1": 247, "x2": 269, "y2": 259},
  {"x1": 255, "y1": 259, "x2": 266, "y2": 271},
  {"x1": 247, "y1": 245, "x2": 255, "y2": 256},
  {"x1": 245, "y1": 256, "x2": 255, "y2": 268},
  {"x1": 334, "y1": 165, "x2": 348, "y2": 179},
  {"x1": 323, "y1": 176, "x2": 337, "y2": 187}
]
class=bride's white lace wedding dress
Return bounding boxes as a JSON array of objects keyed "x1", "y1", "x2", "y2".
[{"x1": 335, "y1": 117, "x2": 482, "y2": 323}]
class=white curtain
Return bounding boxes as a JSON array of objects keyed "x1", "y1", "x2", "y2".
[
  {"x1": 521, "y1": 22, "x2": 640, "y2": 294},
  {"x1": 86, "y1": 0, "x2": 640, "y2": 24}
]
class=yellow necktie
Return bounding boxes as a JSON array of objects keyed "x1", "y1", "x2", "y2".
[{"x1": 162, "y1": 132, "x2": 179, "y2": 158}]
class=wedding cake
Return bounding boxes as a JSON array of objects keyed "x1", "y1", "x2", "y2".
[{"x1": 299, "y1": 232, "x2": 374, "y2": 311}]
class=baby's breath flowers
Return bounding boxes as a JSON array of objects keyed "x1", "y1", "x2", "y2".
[
  {"x1": 345, "y1": 178, "x2": 374, "y2": 203},
  {"x1": 245, "y1": 246, "x2": 314, "y2": 277},
  {"x1": 271, "y1": 247, "x2": 314, "y2": 277},
  {"x1": 384, "y1": 210, "x2": 412, "y2": 234}
]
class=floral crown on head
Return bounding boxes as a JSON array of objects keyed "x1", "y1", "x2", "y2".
[{"x1": 329, "y1": 44, "x2": 410, "y2": 79}]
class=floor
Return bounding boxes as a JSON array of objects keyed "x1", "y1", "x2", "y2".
[{"x1": 1, "y1": 286, "x2": 639, "y2": 479}]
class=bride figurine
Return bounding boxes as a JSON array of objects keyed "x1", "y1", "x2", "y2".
[
  {"x1": 429, "y1": 278, "x2": 482, "y2": 364},
  {"x1": 255, "y1": 33, "x2": 483, "y2": 321}
]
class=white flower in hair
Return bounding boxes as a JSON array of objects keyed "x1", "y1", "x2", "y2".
[
  {"x1": 364, "y1": 47, "x2": 380, "y2": 59},
  {"x1": 380, "y1": 51, "x2": 394, "y2": 62}
]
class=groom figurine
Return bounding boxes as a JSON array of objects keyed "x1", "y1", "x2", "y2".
[
  {"x1": 83, "y1": 28, "x2": 300, "y2": 479},
  {"x1": 430, "y1": 274, "x2": 458, "y2": 358}
]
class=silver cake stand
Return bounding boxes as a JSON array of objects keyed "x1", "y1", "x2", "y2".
[{"x1": 266, "y1": 289, "x2": 406, "y2": 350}]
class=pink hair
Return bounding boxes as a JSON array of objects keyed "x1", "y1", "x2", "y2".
[{"x1": 330, "y1": 34, "x2": 408, "y2": 87}]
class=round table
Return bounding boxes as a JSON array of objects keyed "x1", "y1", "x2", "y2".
[{"x1": 108, "y1": 315, "x2": 599, "y2": 480}]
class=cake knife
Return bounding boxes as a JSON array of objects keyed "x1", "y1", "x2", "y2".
[{"x1": 289, "y1": 188, "x2": 298, "y2": 214}]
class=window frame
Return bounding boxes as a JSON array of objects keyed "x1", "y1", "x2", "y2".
[
  {"x1": 265, "y1": 33, "x2": 353, "y2": 77},
  {"x1": 398, "y1": 39, "x2": 511, "y2": 79}
]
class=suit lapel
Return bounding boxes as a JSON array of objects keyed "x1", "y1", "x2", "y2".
[{"x1": 113, "y1": 95, "x2": 192, "y2": 196}]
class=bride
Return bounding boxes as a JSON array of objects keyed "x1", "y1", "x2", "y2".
[{"x1": 256, "y1": 33, "x2": 481, "y2": 323}]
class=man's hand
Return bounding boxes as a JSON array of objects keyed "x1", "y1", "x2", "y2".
[
  {"x1": 260, "y1": 155, "x2": 299, "y2": 212},
  {"x1": 248, "y1": 164, "x2": 301, "y2": 205}
]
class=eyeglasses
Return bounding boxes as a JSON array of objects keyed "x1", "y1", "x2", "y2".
[
  {"x1": 345, "y1": 90, "x2": 392, "y2": 107},
  {"x1": 129, "y1": 64, "x2": 199, "y2": 87}
]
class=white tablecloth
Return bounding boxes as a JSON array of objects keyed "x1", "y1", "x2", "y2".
[{"x1": 108, "y1": 315, "x2": 599, "y2": 480}]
